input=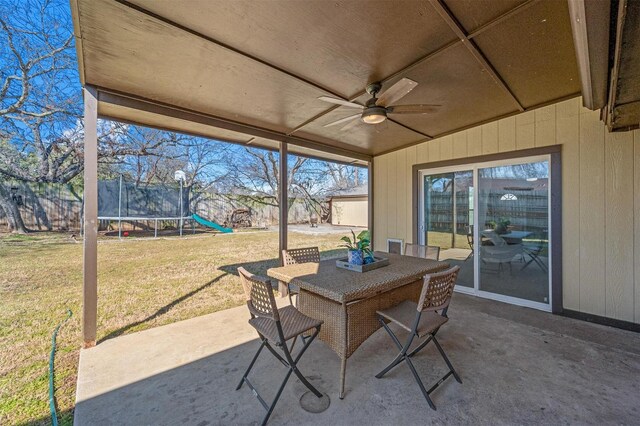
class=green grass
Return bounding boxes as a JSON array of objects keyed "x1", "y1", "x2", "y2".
[
  {"x1": 0, "y1": 230, "x2": 346, "y2": 425},
  {"x1": 426, "y1": 231, "x2": 470, "y2": 250}
]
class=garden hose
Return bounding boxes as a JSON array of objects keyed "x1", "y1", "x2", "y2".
[{"x1": 49, "y1": 309, "x2": 72, "y2": 426}]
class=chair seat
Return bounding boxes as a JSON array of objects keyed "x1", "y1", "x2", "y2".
[
  {"x1": 377, "y1": 300, "x2": 448, "y2": 337},
  {"x1": 249, "y1": 305, "x2": 322, "y2": 342}
]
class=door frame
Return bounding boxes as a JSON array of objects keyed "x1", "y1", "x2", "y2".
[{"x1": 412, "y1": 146, "x2": 563, "y2": 313}]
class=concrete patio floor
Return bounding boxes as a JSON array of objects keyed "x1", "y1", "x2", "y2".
[{"x1": 75, "y1": 293, "x2": 640, "y2": 425}]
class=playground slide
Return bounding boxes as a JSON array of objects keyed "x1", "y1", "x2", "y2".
[{"x1": 192, "y1": 214, "x2": 233, "y2": 233}]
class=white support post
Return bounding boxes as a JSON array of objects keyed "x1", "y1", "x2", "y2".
[
  {"x1": 82, "y1": 86, "x2": 98, "y2": 348},
  {"x1": 118, "y1": 174, "x2": 123, "y2": 240}
]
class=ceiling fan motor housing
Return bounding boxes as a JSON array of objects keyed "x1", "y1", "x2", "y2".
[{"x1": 365, "y1": 82, "x2": 382, "y2": 97}]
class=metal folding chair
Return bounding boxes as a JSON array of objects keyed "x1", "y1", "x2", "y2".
[
  {"x1": 282, "y1": 247, "x2": 320, "y2": 306},
  {"x1": 375, "y1": 266, "x2": 462, "y2": 410},
  {"x1": 236, "y1": 267, "x2": 325, "y2": 425},
  {"x1": 404, "y1": 243, "x2": 441, "y2": 261}
]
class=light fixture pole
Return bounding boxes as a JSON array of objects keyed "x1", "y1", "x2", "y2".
[{"x1": 175, "y1": 170, "x2": 186, "y2": 237}]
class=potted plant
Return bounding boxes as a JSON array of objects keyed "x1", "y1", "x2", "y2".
[
  {"x1": 339, "y1": 230, "x2": 373, "y2": 265},
  {"x1": 494, "y1": 217, "x2": 511, "y2": 235}
]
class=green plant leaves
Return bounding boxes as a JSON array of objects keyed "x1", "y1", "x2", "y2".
[{"x1": 339, "y1": 229, "x2": 372, "y2": 253}]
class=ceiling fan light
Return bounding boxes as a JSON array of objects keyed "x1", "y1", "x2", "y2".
[{"x1": 361, "y1": 107, "x2": 387, "y2": 124}]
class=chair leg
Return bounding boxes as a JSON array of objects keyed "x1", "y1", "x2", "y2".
[
  {"x1": 375, "y1": 317, "x2": 414, "y2": 378},
  {"x1": 283, "y1": 327, "x2": 323, "y2": 397},
  {"x1": 377, "y1": 323, "x2": 461, "y2": 411},
  {"x1": 403, "y1": 354, "x2": 437, "y2": 410},
  {"x1": 432, "y1": 336, "x2": 462, "y2": 384},
  {"x1": 239, "y1": 328, "x2": 323, "y2": 425},
  {"x1": 236, "y1": 339, "x2": 266, "y2": 390},
  {"x1": 406, "y1": 334, "x2": 434, "y2": 358},
  {"x1": 288, "y1": 335, "x2": 298, "y2": 353},
  {"x1": 261, "y1": 368, "x2": 294, "y2": 426}
]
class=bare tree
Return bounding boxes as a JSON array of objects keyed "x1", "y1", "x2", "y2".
[
  {"x1": 323, "y1": 163, "x2": 367, "y2": 191},
  {"x1": 223, "y1": 147, "x2": 308, "y2": 212},
  {"x1": 0, "y1": 0, "x2": 77, "y2": 232},
  {"x1": 0, "y1": 0, "x2": 186, "y2": 232},
  {"x1": 222, "y1": 147, "x2": 369, "y2": 223},
  {"x1": 0, "y1": 0, "x2": 74, "y2": 120}
]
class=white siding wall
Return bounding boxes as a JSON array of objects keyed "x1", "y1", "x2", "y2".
[
  {"x1": 373, "y1": 97, "x2": 640, "y2": 324},
  {"x1": 331, "y1": 197, "x2": 368, "y2": 227}
]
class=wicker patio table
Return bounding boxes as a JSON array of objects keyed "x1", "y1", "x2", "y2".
[{"x1": 267, "y1": 251, "x2": 449, "y2": 399}]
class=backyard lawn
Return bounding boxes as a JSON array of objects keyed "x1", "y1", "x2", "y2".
[{"x1": 0, "y1": 230, "x2": 346, "y2": 425}]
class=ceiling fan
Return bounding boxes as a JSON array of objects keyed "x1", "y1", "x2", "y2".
[{"x1": 318, "y1": 78, "x2": 440, "y2": 131}]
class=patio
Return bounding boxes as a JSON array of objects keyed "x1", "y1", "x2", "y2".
[
  {"x1": 75, "y1": 293, "x2": 640, "y2": 425},
  {"x1": 67, "y1": 1, "x2": 640, "y2": 424}
]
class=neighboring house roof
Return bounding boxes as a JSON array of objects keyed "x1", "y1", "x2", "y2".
[{"x1": 329, "y1": 185, "x2": 369, "y2": 199}]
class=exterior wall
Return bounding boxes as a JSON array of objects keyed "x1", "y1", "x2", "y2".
[
  {"x1": 331, "y1": 196, "x2": 368, "y2": 227},
  {"x1": 373, "y1": 97, "x2": 640, "y2": 324}
]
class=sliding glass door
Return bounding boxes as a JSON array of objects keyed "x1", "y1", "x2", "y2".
[
  {"x1": 420, "y1": 156, "x2": 551, "y2": 311},
  {"x1": 423, "y1": 169, "x2": 474, "y2": 288}
]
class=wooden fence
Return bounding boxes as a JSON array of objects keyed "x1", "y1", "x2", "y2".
[
  {"x1": 427, "y1": 190, "x2": 548, "y2": 234},
  {"x1": 0, "y1": 182, "x2": 83, "y2": 231},
  {"x1": 0, "y1": 182, "x2": 326, "y2": 232}
]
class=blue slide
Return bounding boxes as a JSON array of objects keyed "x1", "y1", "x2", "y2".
[{"x1": 192, "y1": 213, "x2": 233, "y2": 233}]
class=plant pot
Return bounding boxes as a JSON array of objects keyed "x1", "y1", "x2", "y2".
[
  {"x1": 348, "y1": 249, "x2": 364, "y2": 265},
  {"x1": 495, "y1": 224, "x2": 508, "y2": 234}
]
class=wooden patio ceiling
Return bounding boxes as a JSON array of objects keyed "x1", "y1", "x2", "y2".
[{"x1": 70, "y1": 0, "x2": 581, "y2": 162}]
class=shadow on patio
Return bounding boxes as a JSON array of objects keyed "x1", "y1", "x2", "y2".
[{"x1": 75, "y1": 294, "x2": 640, "y2": 425}]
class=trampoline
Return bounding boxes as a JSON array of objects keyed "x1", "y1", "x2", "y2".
[{"x1": 98, "y1": 176, "x2": 192, "y2": 238}]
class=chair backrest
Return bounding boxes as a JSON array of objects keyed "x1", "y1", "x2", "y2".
[
  {"x1": 238, "y1": 267, "x2": 279, "y2": 321},
  {"x1": 404, "y1": 243, "x2": 440, "y2": 261},
  {"x1": 282, "y1": 246, "x2": 320, "y2": 266},
  {"x1": 417, "y1": 266, "x2": 460, "y2": 313}
]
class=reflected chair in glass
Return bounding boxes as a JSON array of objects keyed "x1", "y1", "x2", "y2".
[
  {"x1": 404, "y1": 243, "x2": 440, "y2": 261},
  {"x1": 465, "y1": 225, "x2": 474, "y2": 261},
  {"x1": 480, "y1": 231, "x2": 523, "y2": 273},
  {"x1": 521, "y1": 232, "x2": 548, "y2": 273},
  {"x1": 236, "y1": 267, "x2": 325, "y2": 425},
  {"x1": 375, "y1": 266, "x2": 462, "y2": 410}
]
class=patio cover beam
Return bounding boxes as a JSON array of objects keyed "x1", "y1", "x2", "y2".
[
  {"x1": 429, "y1": 0, "x2": 525, "y2": 113},
  {"x1": 112, "y1": 0, "x2": 345, "y2": 101},
  {"x1": 97, "y1": 89, "x2": 371, "y2": 164},
  {"x1": 288, "y1": 0, "x2": 540, "y2": 138},
  {"x1": 109, "y1": 0, "x2": 434, "y2": 142},
  {"x1": 82, "y1": 85, "x2": 98, "y2": 348},
  {"x1": 567, "y1": 0, "x2": 611, "y2": 110}
]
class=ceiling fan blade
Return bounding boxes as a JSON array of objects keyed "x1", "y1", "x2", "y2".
[
  {"x1": 318, "y1": 96, "x2": 364, "y2": 109},
  {"x1": 340, "y1": 118, "x2": 361, "y2": 131},
  {"x1": 324, "y1": 113, "x2": 361, "y2": 128},
  {"x1": 387, "y1": 104, "x2": 441, "y2": 114},
  {"x1": 376, "y1": 78, "x2": 418, "y2": 107}
]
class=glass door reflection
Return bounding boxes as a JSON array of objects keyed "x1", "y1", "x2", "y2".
[
  {"x1": 423, "y1": 170, "x2": 474, "y2": 288},
  {"x1": 477, "y1": 161, "x2": 550, "y2": 304}
]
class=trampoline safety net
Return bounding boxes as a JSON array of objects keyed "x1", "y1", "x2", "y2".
[{"x1": 98, "y1": 179, "x2": 190, "y2": 218}]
